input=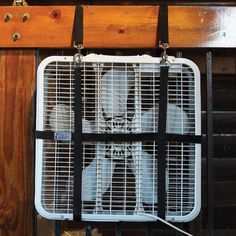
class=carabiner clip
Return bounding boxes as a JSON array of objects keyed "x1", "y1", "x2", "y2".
[
  {"x1": 159, "y1": 42, "x2": 170, "y2": 64},
  {"x1": 73, "y1": 42, "x2": 84, "y2": 65}
]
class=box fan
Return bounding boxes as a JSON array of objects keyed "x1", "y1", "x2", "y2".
[{"x1": 35, "y1": 54, "x2": 201, "y2": 223}]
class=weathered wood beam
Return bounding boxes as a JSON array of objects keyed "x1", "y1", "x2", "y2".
[
  {"x1": 0, "y1": 6, "x2": 236, "y2": 48},
  {"x1": 0, "y1": 50, "x2": 35, "y2": 236}
]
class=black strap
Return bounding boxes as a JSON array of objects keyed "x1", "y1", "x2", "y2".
[
  {"x1": 36, "y1": 131, "x2": 54, "y2": 140},
  {"x1": 73, "y1": 4, "x2": 84, "y2": 221},
  {"x1": 82, "y1": 133, "x2": 202, "y2": 143},
  {"x1": 157, "y1": 64, "x2": 170, "y2": 219},
  {"x1": 74, "y1": 5, "x2": 83, "y2": 46},
  {"x1": 157, "y1": 1, "x2": 169, "y2": 219},
  {"x1": 73, "y1": 64, "x2": 83, "y2": 221},
  {"x1": 158, "y1": 4, "x2": 169, "y2": 45},
  {"x1": 36, "y1": 131, "x2": 202, "y2": 144}
]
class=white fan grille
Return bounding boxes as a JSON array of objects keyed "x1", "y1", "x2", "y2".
[{"x1": 35, "y1": 55, "x2": 201, "y2": 222}]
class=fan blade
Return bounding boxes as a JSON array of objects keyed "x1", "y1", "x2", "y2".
[
  {"x1": 129, "y1": 150, "x2": 157, "y2": 204},
  {"x1": 49, "y1": 103, "x2": 95, "y2": 132},
  {"x1": 100, "y1": 152, "x2": 116, "y2": 194},
  {"x1": 49, "y1": 103, "x2": 72, "y2": 131},
  {"x1": 83, "y1": 118, "x2": 95, "y2": 133},
  {"x1": 135, "y1": 103, "x2": 189, "y2": 134},
  {"x1": 129, "y1": 104, "x2": 189, "y2": 204},
  {"x1": 82, "y1": 158, "x2": 97, "y2": 201},
  {"x1": 166, "y1": 103, "x2": 189, "y2": 134},
  {"x1": 82, "y1": 148, "x2": 115, "y2": 201},
  {"x1": 101, "y1": 69, "x2": 134, "y2": 118}
]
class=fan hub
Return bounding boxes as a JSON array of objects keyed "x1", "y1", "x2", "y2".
[
  {"x1": 105, "y1": 117, "x2": 132, "y2": 133},
  {"x1": 101, "y1": 117, "x2": 132, "y2": 160}
]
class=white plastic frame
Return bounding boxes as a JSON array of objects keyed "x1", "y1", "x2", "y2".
[{"x1": 35, "y1": 54, "x2": 201, "y2": 222}]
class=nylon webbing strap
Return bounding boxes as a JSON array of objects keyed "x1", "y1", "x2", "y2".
[
  {"x1": 74, "y1": 5, "x2": 83, "y2": 46},
  {"x1": 157, "y1": 64, "x2": 170, "y2": 219},
  {"x1": 73, "y1": 65, "x2": 83, "y2": 221},
  {"x1": 157, "y1": 2, "x2": 169, "y2": 219},
  {"x1": 158, "y1": 4, "x2": 169, "y2": 44},
  {"x1": 35, "y1": 131, "x2": 202, "y2": 143},
  {"x1": 73, "y1": 4, "x2": 83, "y2": 221}
]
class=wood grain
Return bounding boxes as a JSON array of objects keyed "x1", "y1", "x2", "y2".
[
  {"x1": 2, "y1": 0, "x2": 236, "y2": 6},
  {"x1": 0, "y1": 6, "x2": 236, "y2": 48},
  {"x1": 0, "y1": 50, "x2": 35, "y2": 236}
]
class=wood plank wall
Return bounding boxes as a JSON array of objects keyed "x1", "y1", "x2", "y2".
[
  {"x1": 1, "y1": 6, "x2": 236, "y2": 48},
  {"x1": 0, "y1": 50, "x2": 35, "y2": 236},
  {"x1": 0, "y1": 5, "x2": 236, "y2": 48}
]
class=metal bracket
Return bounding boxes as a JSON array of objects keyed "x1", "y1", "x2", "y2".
[{"x1": 12, "y1": 0, "x2": 28, "y2": 6}]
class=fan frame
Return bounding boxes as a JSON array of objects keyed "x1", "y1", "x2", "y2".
[{"x1": 35, "y1": 54, "x2": 201, "y2": 222}]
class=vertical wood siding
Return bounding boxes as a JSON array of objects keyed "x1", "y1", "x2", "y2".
[{"x1": 0, "y1": 50, "x2": 35, "y2": 236}]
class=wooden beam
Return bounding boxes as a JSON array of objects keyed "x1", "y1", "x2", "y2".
[
  {"x1": 0, "y1": 6, "x2": 236, "y2": 48},
  {"x1": 0, "y1": 50, "x2": 35, "y2": 236}
]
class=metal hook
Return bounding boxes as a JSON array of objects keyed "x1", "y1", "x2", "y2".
[
  {"x1": 74, "y1": 42, "x2": 84, "y2": 64},
  {"x1": 159, "y1": 42, "x2": 170, "y2": 64}
]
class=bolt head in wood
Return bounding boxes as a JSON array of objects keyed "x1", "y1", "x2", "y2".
[
  {"x1": 12, "y1": 33, "x2": 21, "y2": 41},
  {"x1": 3, "y1": 13, "x2": 12, "y2": 22},
  {"x1": 22, "y1": 13, "x2": 30, "y2": 22}
]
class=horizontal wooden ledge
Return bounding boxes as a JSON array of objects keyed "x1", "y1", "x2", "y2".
[{"x1": 0, "y1": 6, "x2": 236, "y2": 48}]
